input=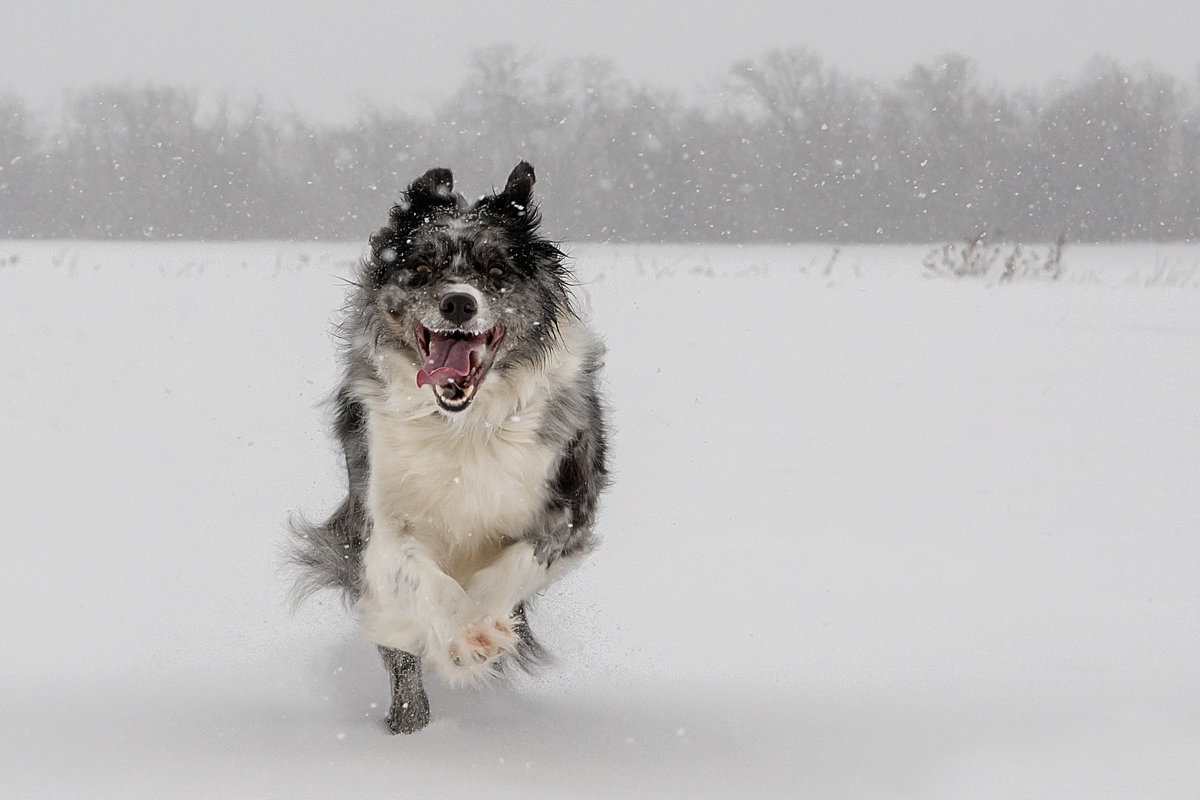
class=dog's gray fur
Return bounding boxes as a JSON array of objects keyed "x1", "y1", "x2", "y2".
[{"x1": 289, "y1": 162, "x2": 608, "y2": 733}]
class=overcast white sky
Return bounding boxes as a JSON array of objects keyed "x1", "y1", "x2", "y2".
[{"x1": 3, "y1": 0, "x2": 1197, "y2": 120}]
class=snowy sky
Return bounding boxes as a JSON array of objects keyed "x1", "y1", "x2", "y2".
[{"x1": 3, "y1": 0, "x2": 1197, "y2": 120}]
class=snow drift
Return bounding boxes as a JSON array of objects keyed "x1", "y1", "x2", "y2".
[{"x1": 1, "y1": 242, "x2": 1197, "y2": 799}]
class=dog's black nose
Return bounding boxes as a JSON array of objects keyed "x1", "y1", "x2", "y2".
[{"x1": 439, "y1": 292, "x2": 478, "y2": 326}]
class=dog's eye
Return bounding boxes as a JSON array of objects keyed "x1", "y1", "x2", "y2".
[
  {"x1": 414, "y1": 264, "x2": 431, "y2": 273},
  {"x1": 488, "y1": 266, "x2": 504, "y2": 277}
]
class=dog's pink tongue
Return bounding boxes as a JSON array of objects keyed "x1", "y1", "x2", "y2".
[{"x1": 416, "y1": 334, "x2": 484, "y2": 388}]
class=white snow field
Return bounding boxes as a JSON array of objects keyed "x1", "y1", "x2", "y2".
[{"x1": 1, "y1": 241, "x2": 1198, "y2": 799}]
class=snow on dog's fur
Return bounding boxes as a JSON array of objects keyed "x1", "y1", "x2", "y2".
[{"x1": 289, "y1": 162, "x2": 608, "y2": 734}]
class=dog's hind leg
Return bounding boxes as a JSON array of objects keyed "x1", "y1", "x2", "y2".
[
  {"x1": 379, "y1": 646, "x2": 431, "y2": 734},
  {"x1": 509, "y1": 603, "x2": 546, "y2": 668}
]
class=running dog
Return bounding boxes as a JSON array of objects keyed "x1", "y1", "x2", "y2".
[{"x1": 290, "y1": 162, "x2": 608, "y2": 733}]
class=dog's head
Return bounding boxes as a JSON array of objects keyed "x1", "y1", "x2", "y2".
[{"x1": 363, "y1": 162, "x2": 571, "y2": 413}]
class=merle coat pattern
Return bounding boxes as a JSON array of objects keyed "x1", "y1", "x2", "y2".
[{"x1": 290, "y1": 162, "x2": 608, "y2": 734}]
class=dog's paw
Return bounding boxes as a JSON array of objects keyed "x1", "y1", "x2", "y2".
[
  {"x1": 431, "y1": 616, "x2": 519, "y2": 685},
  {"x1": 385, "y1": 690, "x2": 431, "y2": 735}
]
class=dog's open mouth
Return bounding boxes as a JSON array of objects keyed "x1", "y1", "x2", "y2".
[{"x1": 414, "y1": 323, "x2": 506, "y2": 412}]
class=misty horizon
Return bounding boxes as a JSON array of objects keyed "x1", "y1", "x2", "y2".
[
  {"x1": 3, "y1": 46, "x2": 1198, "y2": 244},
  {"x1": 4, "y1": 0, "x2": 1198, "y2": 124},
  {"x1": 5, "y1": 44, "x2": 1198, "y2": 128}
]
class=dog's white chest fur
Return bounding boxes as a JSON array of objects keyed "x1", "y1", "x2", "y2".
[
  {"x1": 360, "y1": 322, "x2": 596, "y2": 566},
  {"x1": 366, "y1": 403, "x2": 557, "y2": 556}
]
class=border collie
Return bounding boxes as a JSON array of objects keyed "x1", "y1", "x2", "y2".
[{"x1": 290, "y1": 162, "x2": 608, "y2": 734}]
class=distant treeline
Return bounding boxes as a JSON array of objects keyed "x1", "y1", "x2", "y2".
[{"x1": 2, "y1": 47, "x2": 1198, "y2": 242}]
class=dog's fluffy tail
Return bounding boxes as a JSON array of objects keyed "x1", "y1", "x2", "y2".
[{"x1": 286, "y1": 495, "x2": 366, "y2": 608}]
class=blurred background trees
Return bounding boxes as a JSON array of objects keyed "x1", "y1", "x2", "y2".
[{"x1": 1, "y1": 47, "x2": 1197, "y2": 242}]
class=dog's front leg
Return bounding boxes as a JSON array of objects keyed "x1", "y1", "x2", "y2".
[
  {"x1": 465, "y1": 541, "x2": 554, "y2": 621},
  {"x1": 357, "y1": 523, "x2": 518, "y2": 684},
  {"x1": 379, "y1": 646, "x2": 430, "y2": 734},
  {"x1": 466, "y1": 509, "x2": 595, "y2": 622}
]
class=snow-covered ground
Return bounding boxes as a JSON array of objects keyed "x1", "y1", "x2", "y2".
[{"x1": 2, "y1": 241, "x2": 1198, "y2": 799}]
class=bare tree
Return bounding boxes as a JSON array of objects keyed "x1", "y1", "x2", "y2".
[{"x1": 4, "y1": 51, "x2": 1199, "y2": 242}]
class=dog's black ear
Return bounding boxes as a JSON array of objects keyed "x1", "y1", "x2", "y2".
[
  {"x1": 393, "y1": 167, "x2": 457, "y2": 226},
  {"x1": 474, "y1": 160, "x2": 563, "y2": 277},
  {"x1": 407, "y1": 167, "x2": 455, "y2": 207},
  {"x1": 476, "y1": 161, "x2": 537, "y2": 221},
  {"x1": 368, "y1": 167, "x2": 460, "y2": 284},
  {"x1": 501, "y1": 161, "x2": 535, "y2": 210}
]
